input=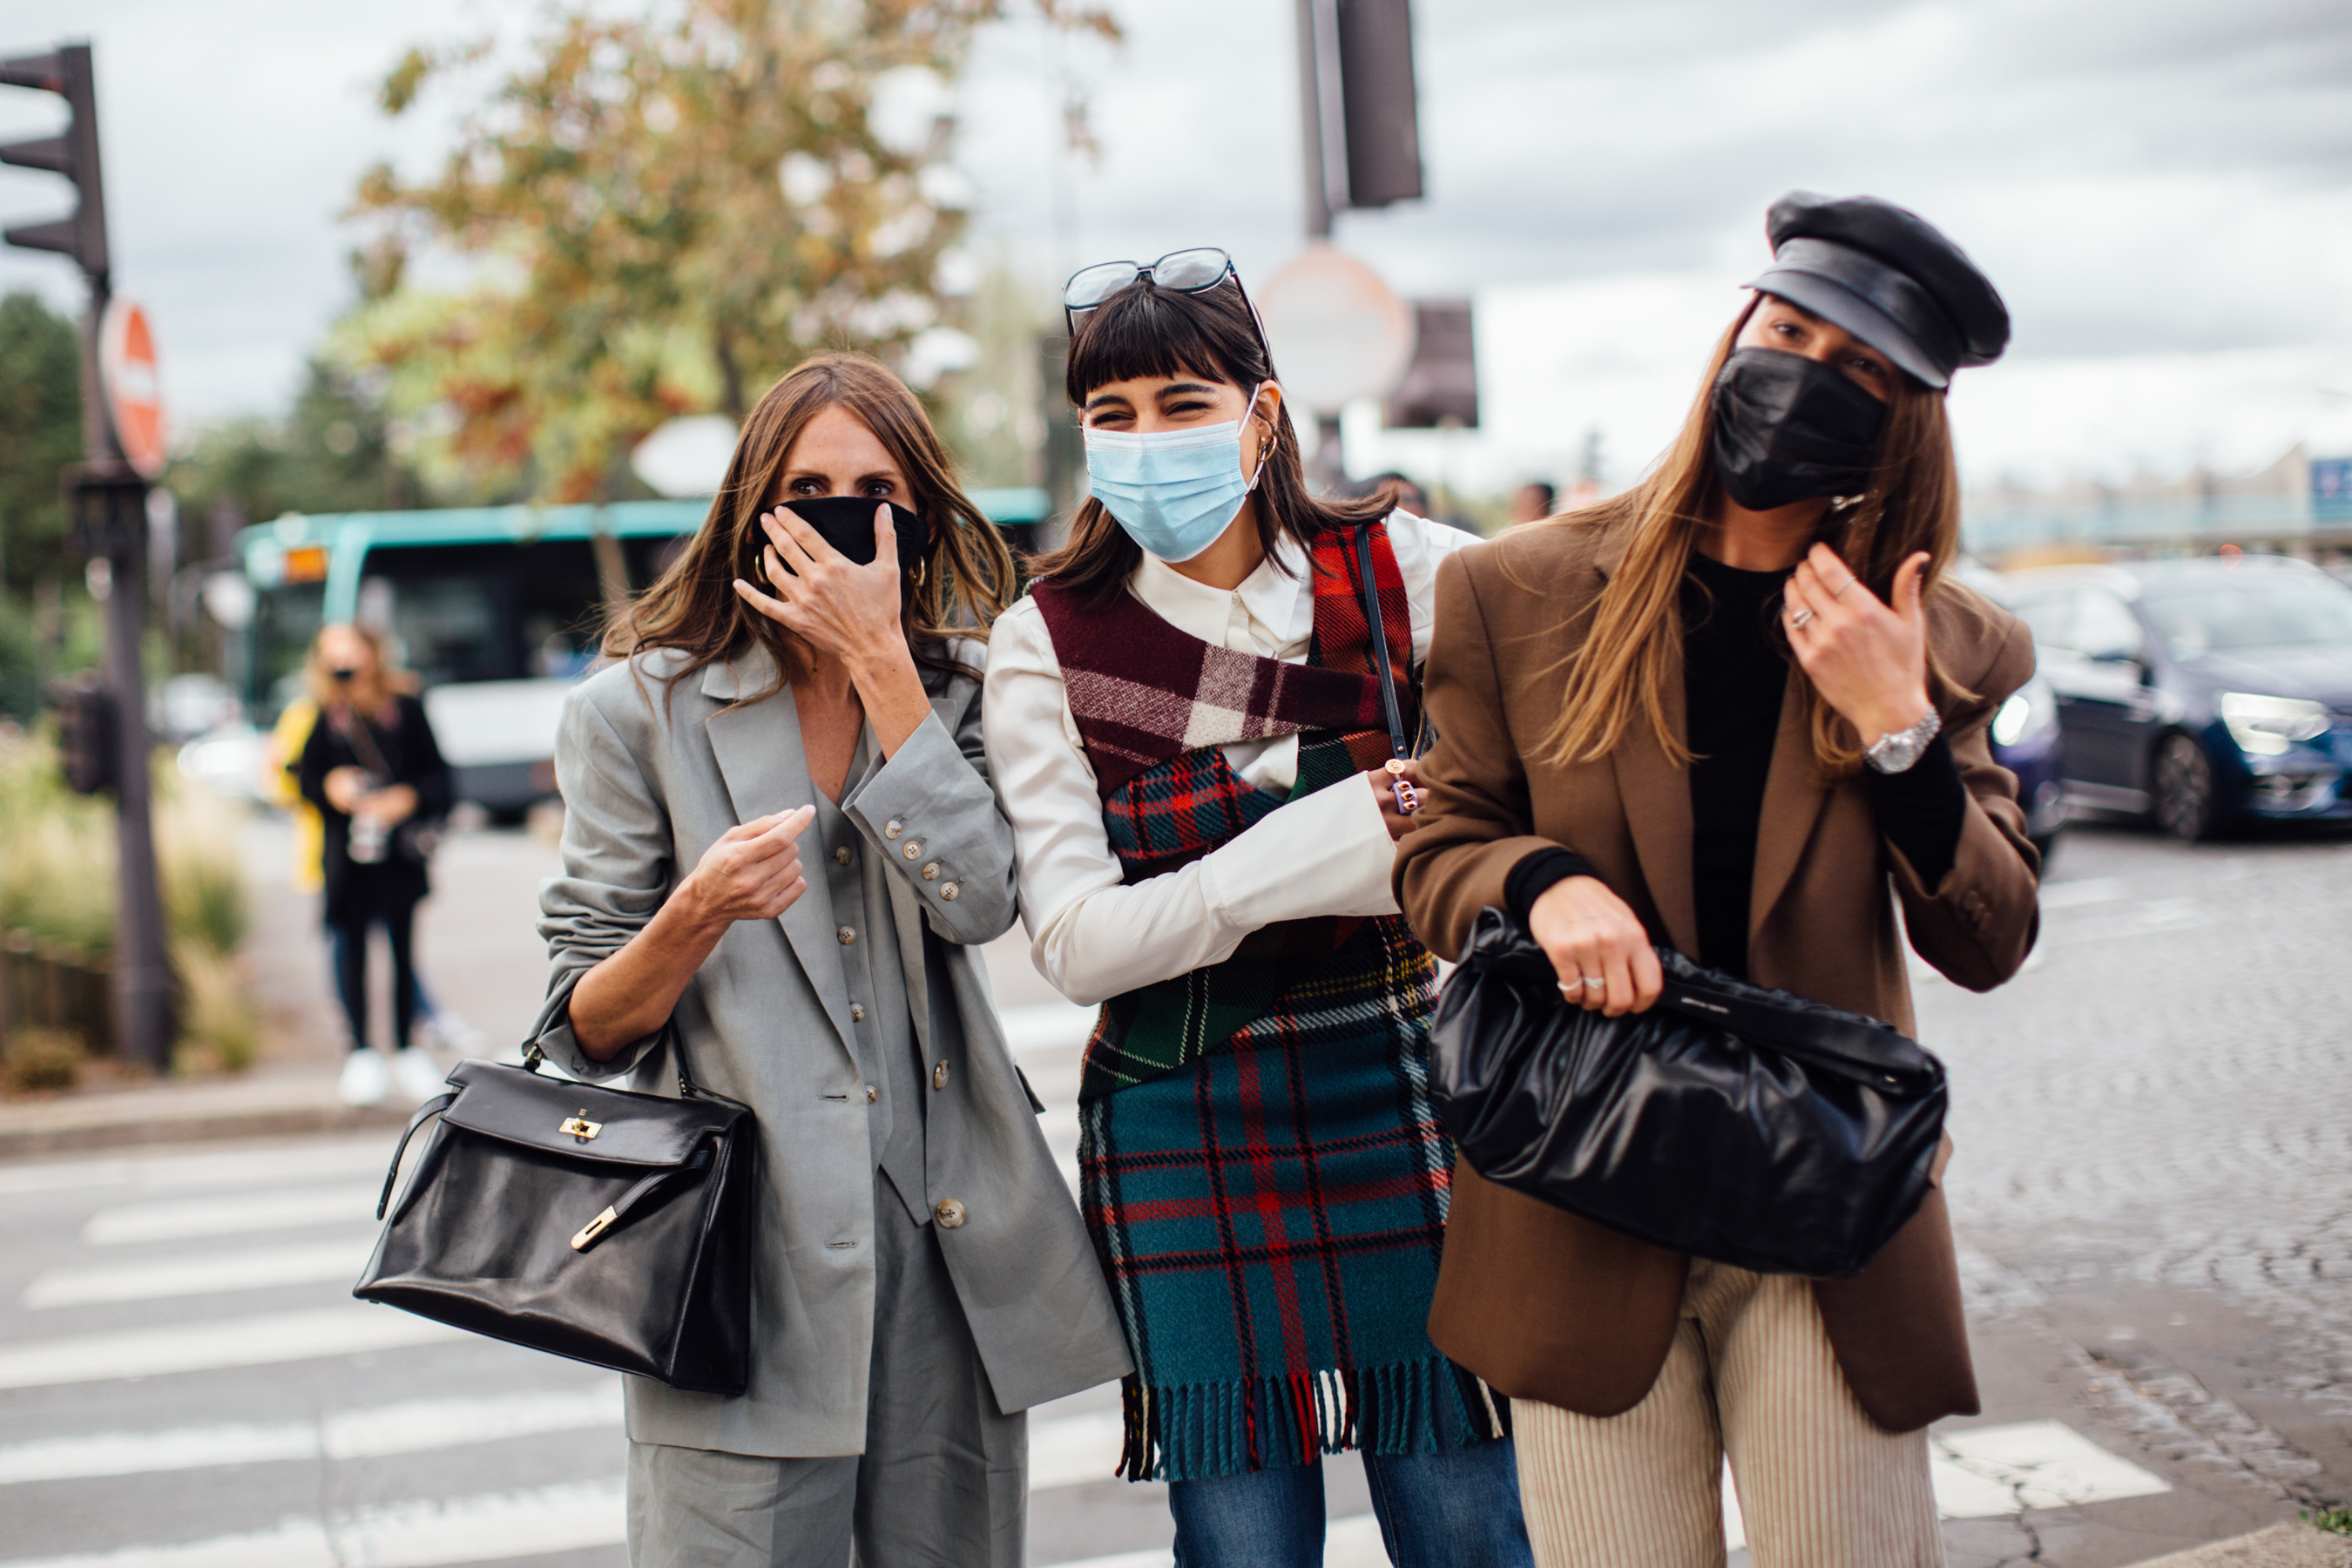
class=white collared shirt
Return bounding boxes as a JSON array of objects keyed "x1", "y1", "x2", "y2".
[{"x1": 982, "y1": 510, "x2": 1475, "y2": 1005}]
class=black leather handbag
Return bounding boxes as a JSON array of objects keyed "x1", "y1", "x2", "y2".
[
  {"x1": 354, "y1": 1038, "x2": 758, "y2": 1393},
  {"x1": 1431, "y1": 907, "x2": 1947, "y2": 1278}
]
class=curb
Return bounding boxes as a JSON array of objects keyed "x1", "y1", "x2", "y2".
[
  {"x1": 2130, "y1": 1525, "x2": 2352, "y2": 1567},
  {"x1": 0, "y1": 1087, "x2": 409, "y2": 1161}
]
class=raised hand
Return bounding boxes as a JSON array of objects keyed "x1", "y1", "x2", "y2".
[{"x1": 1782, "y1": 544, "x2": 1933, "y2": 746}]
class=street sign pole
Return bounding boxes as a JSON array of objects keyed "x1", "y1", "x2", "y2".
[{"x1": 3, "y1": 43, "x2": 173, "y2": 1073}]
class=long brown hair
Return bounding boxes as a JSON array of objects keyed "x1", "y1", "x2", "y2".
[
  {"x1": 1029, "y1": 274, "x2": 1391, "y2": 598},
  {"x1": 611, "y1": 353, "x2": 1015, "y2": 700},
  {"x1": 1541, "y1": 307, "x2": 1968, "y2": 778}
]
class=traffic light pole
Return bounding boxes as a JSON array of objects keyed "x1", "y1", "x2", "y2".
[{"x1": 4, "y1": 44, "x2": 172, "y2": 1073}]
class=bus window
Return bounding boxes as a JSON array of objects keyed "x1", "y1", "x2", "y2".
[{"x1": 250, "y1": 581, "x2": 325, "y2": 724}]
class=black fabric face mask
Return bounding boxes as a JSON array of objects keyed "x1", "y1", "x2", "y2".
[
  {"x1": 746, "y1": 497, "x2": 931, "y2": 581},
  {"x1": 1709, "y1": 348, "x2": 1889, "y2": 511}
]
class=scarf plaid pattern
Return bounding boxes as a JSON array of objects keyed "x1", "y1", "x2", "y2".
[
  {"x1": 1034, "y1": 524, "x2": 1422, "y2": 1104},
  {"x1": 1033, "y1": 521, "x2": 1497, "y2": 1480}
]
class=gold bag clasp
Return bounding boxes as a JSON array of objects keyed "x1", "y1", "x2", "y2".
[
  {"x1": 559, "y1": 1115, "x2": 602, "y2": 1141},
  {"x1": 570, "y1": 1206, "x2": 618, "y2": 1251}
]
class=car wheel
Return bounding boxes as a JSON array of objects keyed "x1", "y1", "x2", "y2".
[{"x1": 2152, "y1": 733, "x2": 2221, "y2": 841}]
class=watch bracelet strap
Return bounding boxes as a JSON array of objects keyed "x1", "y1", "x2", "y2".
[{"x1": 1866, "y1": 705, "x2": 1943, "y2": 772}]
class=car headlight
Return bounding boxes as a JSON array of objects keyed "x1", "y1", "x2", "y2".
[
  {"x1": 1991, "y1": 676, "x2": 2058, "y2": 748},
  {"x1": 2219, "y1": 692, "x2": 2330, "y2": 755}
]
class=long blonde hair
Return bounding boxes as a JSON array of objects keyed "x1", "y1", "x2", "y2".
[
  {"x1": 305, "y1": 624, "x2": 407, "y2": 719},
  {"x1": 1540, "y1": 311, "x2": 1968, "y2": 778}
]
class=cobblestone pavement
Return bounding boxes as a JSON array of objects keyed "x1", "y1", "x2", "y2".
[{"x1": 1919, "y1": 820, "x2": 2352, "y2": 1564}]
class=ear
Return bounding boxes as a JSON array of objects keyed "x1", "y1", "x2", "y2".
[{"x1": 1251, "y1": 381, "x2": 1283, "y2": 429}]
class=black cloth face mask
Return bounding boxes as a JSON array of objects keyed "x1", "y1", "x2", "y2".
[
  {"x1": 1709, "y1": 348, "x2": 1889, "y2": 511},
  {"x1": 746, "y1": 497, "x2": 931, "y2": 580}
]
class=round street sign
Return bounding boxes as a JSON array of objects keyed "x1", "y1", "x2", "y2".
[
  {"x1": 100, "y1": 300, "x2": 167, "y2": 478},
  {"x1": 1255, "y1": 244, "x2": 1416, "y2": 416}
]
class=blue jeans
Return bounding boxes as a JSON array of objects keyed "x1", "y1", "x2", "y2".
[{"x1": 1169, "y1": 1437, "x2": 1532, "y2": 1568}]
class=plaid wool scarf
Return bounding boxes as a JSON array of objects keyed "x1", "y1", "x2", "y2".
[{"x1": 1031, "y1": 522, "x2": 1422, "y2": 1103}]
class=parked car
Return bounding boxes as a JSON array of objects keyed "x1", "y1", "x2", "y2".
[
  {"x1": 2001, "y1": 556, "x2": 2352, "y2": 839},
  {"x1": 1953, "y1": 559, "x2": 2066, "y2": 858}
]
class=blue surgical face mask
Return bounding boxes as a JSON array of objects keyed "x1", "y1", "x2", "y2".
[{"x1": 1083, "y1": 388, "x2": 1269, "y2": 564}]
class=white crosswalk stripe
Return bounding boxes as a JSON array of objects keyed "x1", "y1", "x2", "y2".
[
  {"x1": 80, "y1": 1185, "x2": 382, "y2": 1246},
  {"x1": 0, "y1": 1305, "x2": 466, "y2": 1390},
  {"x1": 0, "y1": 1109, "x2": 2177, "y2": 1568},
  {"x1": 23, "y1": 1238, "x2": 376, "y2": 1308}
]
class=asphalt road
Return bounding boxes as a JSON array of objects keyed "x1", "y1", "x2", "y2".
[{"x1": 0, "y1": 815, "x2": 2344, "y2": 1567}]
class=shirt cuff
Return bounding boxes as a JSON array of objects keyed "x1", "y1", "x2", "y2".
[
  {"x1": 1868, "y1": 733, "x2": 1967, "y2": 889},
  {"x1": 1504, "y1": 847, "x2": 1598, "y2": 925}
]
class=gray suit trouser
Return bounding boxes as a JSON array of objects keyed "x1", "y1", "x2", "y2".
[{"x1": 626, "y1": 1170, "x2": 1028, "y2": 1566}]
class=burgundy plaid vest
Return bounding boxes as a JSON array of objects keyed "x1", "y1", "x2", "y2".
[{"x1": 1030, "y1": 520, "x2": 1423, "y2": 1100}]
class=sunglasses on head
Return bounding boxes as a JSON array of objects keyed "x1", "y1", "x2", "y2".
[{"x1": 1061, "y1": 247, "x2": 1274, "y2": 368}]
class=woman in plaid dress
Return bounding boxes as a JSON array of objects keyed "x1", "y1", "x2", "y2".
[{"x1": 982, "y1": 253, "x2": 1532, "y2": 1567}]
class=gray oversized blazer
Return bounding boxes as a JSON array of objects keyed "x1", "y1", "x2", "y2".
[{"x1": 531, "y1": 640, "x2": 1131, "y2": 1458}]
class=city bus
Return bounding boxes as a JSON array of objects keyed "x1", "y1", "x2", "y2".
[{"x1": 232, "y1": 490, "x2": 1050, "y2": 817}]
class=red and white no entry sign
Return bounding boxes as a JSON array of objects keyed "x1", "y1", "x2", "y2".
[{"x1": 99, "y1": 299, "x2": 166, "y2": 478}]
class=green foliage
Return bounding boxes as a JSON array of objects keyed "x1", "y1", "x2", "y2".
[
  {"x1": 1, "y1": 1026, "x2": 85, "y2": 1092},
  {"x1": 2306, "y1": 1506, "x2": 2352, "y2": 1537},
  {"x1": 0, "y1": 292, "x2": 83, "y2": 598},
  {"x1": 0, "y1": 732, "x2": 253, "y2": 963},
  {"x1": 172, "y1": 940, "x2": 259, "y2": 1076},
  {"x1": 166, "y1": 360, "x2": 428, "y2": 531},
  {"x1": 341, "y1": 0, "x2": 1115, "y2": 504},
  {"x1": 0, "y1": 729, "x2": 118, "y2": 959}
]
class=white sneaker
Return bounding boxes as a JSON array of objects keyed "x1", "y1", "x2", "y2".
[
  {"x1": 338, "y1": 1050, "x2": 390, "y2": 1107},
  {"x1": 393, "y1": 1047, "x2": 446, "y2": 1102}
]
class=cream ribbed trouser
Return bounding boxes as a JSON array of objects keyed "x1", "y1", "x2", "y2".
[{"x1": 1512, "y1": 1261, "x2": 1943, "y2": 1568}]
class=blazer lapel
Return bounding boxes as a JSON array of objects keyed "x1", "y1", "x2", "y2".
[
  {"x1": 700, "y1": 653, "x2": 856, "y2": 1059},
  {"x1": 1611, "y1": 650, "x2": 1700, "y2": 960},
  {"x1": 1592, "y1": 537, "x2": 1700, "y2": 958},
  {"x1": 1748, "y1": 677, "x2": 1832, "y2": 941}
]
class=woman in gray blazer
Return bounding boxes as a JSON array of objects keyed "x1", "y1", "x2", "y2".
[{"x1": 530, "y1": 353, "x2": 1131, "y2": 1568}]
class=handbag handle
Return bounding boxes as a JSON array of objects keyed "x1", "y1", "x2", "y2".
[
  {"x1": 1652, "y1": 955, "x2": 1939, "y2": 1092},
  {"x1": 1351, "y1": 523, "x2": 1422, "y2": 814},
  {"x1": 1352, "y1": 524, "x2": 1412, "y2": 767},
  {"x1": 525, "y1": 1012, "x2": 710, "y2": 1099}
]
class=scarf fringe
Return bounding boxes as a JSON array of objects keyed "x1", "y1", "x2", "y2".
[{"x1": 1116, "y1": 1356, "x2": 1505, "y2": 1484}]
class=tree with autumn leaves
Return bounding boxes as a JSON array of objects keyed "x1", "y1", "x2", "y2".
[{"x1": 339, "y1": 0, "x2": 1112, "y2": 504}]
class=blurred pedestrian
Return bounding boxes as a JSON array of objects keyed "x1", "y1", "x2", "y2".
[
  {"x1": 296, "y1": 625, "x2": 450, "y2": 1107},
  {"x1": 1506, "y1": 480, "x2": 1556, "y2": 525},
  {"x1": 532, "y1": 353, "x2": 1127, "y2": 1566},
  {"x1": 1396, "y1": 193, "x2": 2037, "y2": 1566},
  {"x1": 1363, "y1": 468, "x2": 1433, "y2": 516},
  {"x1": 986, "y1": 249, "x2": 1531, "y2": 1566}
]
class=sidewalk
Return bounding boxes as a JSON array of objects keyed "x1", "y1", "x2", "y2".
[{"x1": 0, "y1": 1059, "x2": 407, "y2": 1159}]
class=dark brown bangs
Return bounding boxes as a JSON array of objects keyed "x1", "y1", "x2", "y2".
[{"x1": 1064, "y1": 278, "x2": 1266, "y2": 403}]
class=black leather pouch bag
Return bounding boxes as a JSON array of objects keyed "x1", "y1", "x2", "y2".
[
  {"x1": 354, "y1": 1042, "x2": 757, "y2": 1394},
  {"x1": 1432, "y1": 907, "x2": 1947, "y2": 1278}
]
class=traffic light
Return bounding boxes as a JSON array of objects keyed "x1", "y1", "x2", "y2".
[
  {"x1": 0, "y1": 44, "x2": 109, "y2": 281},
  {"x1": 51, "y1": 674, "x2": 115, "y2": 795},
  {"x1": 1298, "y1": 0, "x2": 1423, "y2": 226}
]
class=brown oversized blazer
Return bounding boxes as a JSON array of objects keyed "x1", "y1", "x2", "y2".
[{"x1": 1394, "y1": 514, "x2": 2041, "y2": 1435}]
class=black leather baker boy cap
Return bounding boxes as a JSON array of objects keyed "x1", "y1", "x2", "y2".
[{"x1": 1747, "y1": 192, "x2": 2010, "y2": 389}]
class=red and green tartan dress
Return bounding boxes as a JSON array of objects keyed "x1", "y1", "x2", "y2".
[{"x1": 1028, "y1": 519, "x2": 1502, "y2": 1483}]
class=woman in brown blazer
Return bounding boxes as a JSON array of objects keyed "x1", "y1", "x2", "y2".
[{"x1": 1395, "y1": 193, "x2": 2040, "y2": 1567}]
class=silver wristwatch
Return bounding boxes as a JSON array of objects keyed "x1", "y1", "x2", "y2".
[{"x1": 1864, "y1": 706, "x2": 1942, "y2": 774}]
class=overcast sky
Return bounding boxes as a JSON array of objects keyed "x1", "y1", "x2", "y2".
[{"x1": 4, "y1": 0, "x2": 2349, "y2": 492}]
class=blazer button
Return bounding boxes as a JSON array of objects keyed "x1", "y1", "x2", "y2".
[
  {"x1": 932, "y1": 1060, "x2": 950, "y2": 1090},
  {"x1": 837, "y1": 925, "x2": 856, "y2": 944},
  {"x1": 850, "y1": 1004, "x2": 866, "y2": 1023},
  {"x1": 921, "y1": 862, "x2": 939, "y2": 881},
  {"x1": 864, "y1": 1085, "x2": 878, "y2": 1104},
  {"x1": 903, "y1": 841, "x2": 923, "y2": 860},
  {"x1": 939, "y1": 882, "x2": 960, "y2": 901},
  {"x1": 884, "y1": 820, "x2": 903, "y2": 840},
  {"x1": 833, "y1": 845, "x2": 853, "y2": 865},
  {"x1": 934, "y1": 1199, "x2": 965, "y2": 1228}
]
